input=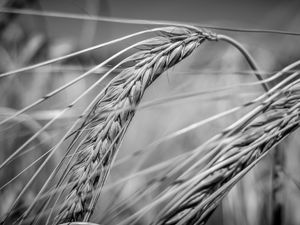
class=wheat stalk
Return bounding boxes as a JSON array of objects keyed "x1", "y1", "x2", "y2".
[{"x1": 54, "y1": 26, "x2": 217, "y2": 224}]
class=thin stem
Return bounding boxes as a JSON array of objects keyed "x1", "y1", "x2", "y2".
[
  {"x1": 217, "y1": 34, "x2": 270, "y2": 92},
  {"x1": 1, "y1": 8, "x2": 300, "y2": 36}
]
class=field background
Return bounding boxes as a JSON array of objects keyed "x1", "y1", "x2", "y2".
[{"x1": 1, "y1": 0, "x2": 300, "y2": 224}]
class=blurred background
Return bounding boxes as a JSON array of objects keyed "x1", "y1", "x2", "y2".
[{"x1": 1, "y1": 0, "x2": 300, "y2": 224}]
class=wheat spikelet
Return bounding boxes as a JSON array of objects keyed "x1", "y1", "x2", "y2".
[{"x1": 55, "y1": 26, "x2": 217, "y2": 224}]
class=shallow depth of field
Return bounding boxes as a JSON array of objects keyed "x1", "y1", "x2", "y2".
[{"x1": 1, "y1": 0, "x2": 300, "y2": 224}]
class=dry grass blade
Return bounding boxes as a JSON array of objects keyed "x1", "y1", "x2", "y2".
[{"x1": 55, "y1": 26, "x2": 216, "y2": 224}]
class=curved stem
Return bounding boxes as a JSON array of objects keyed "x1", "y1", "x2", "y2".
[{"x1": 217, "y1": 34, "x2": 270, "y2": 92}]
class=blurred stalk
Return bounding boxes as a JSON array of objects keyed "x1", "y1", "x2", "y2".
[
  {"x1": 0, "y1": 0, "x2": 37, "y2": 34},
  {"x1": 79, "y1": 0, "x2": 111, "y2": 64},
  {"x1": 79, "y1": 0, "x2": 100, "y2": 48},
  {"x1": 271, "y1": 145, "x2": 285, "y2": 225}
]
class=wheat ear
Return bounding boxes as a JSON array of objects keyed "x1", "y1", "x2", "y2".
[
  {"x1": 153, "y1": 70, "x2": 300, "y2": 225},
  {"x1": 55, "y1": 26, "x2": 217, "y2": 223}
]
